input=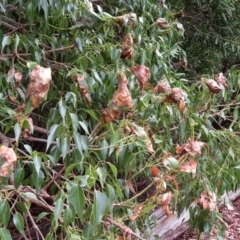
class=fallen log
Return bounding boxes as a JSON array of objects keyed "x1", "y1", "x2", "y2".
[{"x1": 149, "y1": 190, "x2": 240, "y2": 240}]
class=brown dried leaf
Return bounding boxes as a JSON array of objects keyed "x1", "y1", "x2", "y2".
[
  {"x1": 7, "y1": 68, "x2": 23, "y2": 91},
  {"x1": 154, "y1": 79, "x2": 171, "y2": 93},
  {"x1": 121, "y1": 33, "x2": 134, "y2": 59},
  {"x1": 131, "y1": 65, "x2": 151, "y2": 90},
  {"x1": 130, "y1": 204, "x2": 143, "y2": 221},
  {"x1": 155, "y1": 18, "x2": 169, "y2": 28},
  {"x1": 180, "y1": 159, "x2": 197, "y2": 175},
  {"x1": 75, "y1": 74, "x2": 92, "y2": 106},
  {"x1": 151, "y1": 166, "x2": 160, "y2": 177},
  {"x1": 206, "y1": 79, "x2": 222, "y2": 93},
  {"x1": 102, "y1": 108, "x2": 121, "y2": 123},
  {"x1": 126, "y1": 180, "x2": 136, "y2": 194},
  {"x1": 166, "y1": 88, "x2": 187, "y2": 105},
  {"x1": 114, "y1": 13, "x2": 137, "y2": 27},
  {"x1": 0, "y1": 146, "x2": 17, "y2": 177},
  {"x1": 197, "y1": 190, "x2": 217, "y2": 211},
  {"x1": 215, "y1": 72, "x2": 228, "y2": 89},
  {"x1": 159, "y1": 192, "x2": 173, "y2": 216},
  {"x1": 26, "y1": 65, "x2": 51, "y2": 110},
  {"x1": 176, "y1": 139, "x2": 205, "y2": 157}
]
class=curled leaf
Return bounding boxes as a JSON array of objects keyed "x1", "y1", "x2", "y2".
[
  {"x1": 0, "y1": 145, "x2": 17, "y2": 177},
  {"x1": 197, "y1": 190, "x2": 217, "y2": 211},
  {"x1": 154, "y1": 79, "x2": 171, "y2": 93},
  {"x1": 165, "y1": 88, "x2": 187, "y2": 105},
  {"x1": 131, "y1": 65, "x2": 151, "y2": 90},
  {"x1": 176, "y1": 139, "x2": 205, "y2": 157},
  {"x1": 215, "y1": 72, "x2": 228, "y2": 89},
  {"x1": 206, "y1": 79, "x2": 222, "y2": 93},
  {"x1": 180, "y1": 159, "x2": 197, "y2": 175},
  {"x1": 26, "y1": 65, "x2": 51, "y2": 110},
  {"x1": 75, "y1": 74, "x2": 92, "y2": 106},
  {"x1": 153, "y1": 18, "x2": 169, "y2": 28},
  {"x1": 121, "y1": 33, "x2": 134, "y2": 59},
  {"x1": 102, "y1": 73, "x2": 133, "y2": 123},
  {"x1": 158, "y1": 192, "x2": 173, "y2": 216},
  {"x1": 114, "y1": 13, "x2": 137, "y2": 27}
]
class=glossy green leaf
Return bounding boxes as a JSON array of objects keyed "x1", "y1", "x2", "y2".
[
  {"x1": 46, "y1": 124, "x2": 59, "y2": 151},
  {"x1": 63, "y1": 206, "x2": 74, "y2": 227},
  {"x1": 54, "y1": 198, "x2": 64, "y2": 225},
  {"x1": 58, "y1": 99, "x2": 67, "y2": 121},
  {"x1": 61, "y1": 137, "x2": 70, "y2": 159},
  {"x1": 99, "y1": 140, "x2": 108, "y2": 160},
  {"x1": 13, "y1": 212, "x2": 25, "y2": 235},
  {"x1": 0, "y1": 228, "x2": 12, "y2": 240},
  {"x1": 68, "y1": 185, "x2": 84, "y2": 222},
  {"x1": 0, "y1": 201, "x2": 10, "y2": 227},
  {"x1": 93, "y1": 191, "x2": 109, "y2": 226},
  {"x1": 96, "y1": 167, "x2": 107, "y2": 188},
  {"x1": 14, "y1": 168, "x2": 25, "y2": 189},
  {"x1": 14, "y1": 122, "x2": 21, "y2": 144},
  {"x1": 33, "y1": 153, "x2": 42, "y2": 175},
  {"x1": 1, "y1": 35, "x2": 11, "y2": 53}
]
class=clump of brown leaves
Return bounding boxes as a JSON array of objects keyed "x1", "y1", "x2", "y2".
[
  {"x1": 102, "y1": 73, "x2": 133, "y2": 122},
  {"x1": 131, "y1": 65, "x2": 151, "y2": 90},
  {"x1": 0, "y1": 145, "x2": 17, "y2": 177}
]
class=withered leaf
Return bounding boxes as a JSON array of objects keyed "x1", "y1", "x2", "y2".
[
  {"x1": 75, "y1": 74, "x2": 92, "y2": 106},
  {"x1": 215, "y1": 72, "x2": 228, "y2": 89},
  {"x1": 197, "y1": 190, "x2": 217, "y2": 211},
  {"x1": 154, "y1": 79, "x2": 171, "y2": 93},
  {"x1": 180, "y1": 159, "x2": 197, "y2": 175},
  {"x1": 206, "y1": 79, "x2": 222, "y2": 93},
  {"x1": 0, "y1": 146, "x2": 17, "y2": 177},
  {"x1": 131, "y1": 65, "x2": 151, "y2": 90},
  {"x1": 26, "y1": 65, "x2": 51, "y2": 110}
]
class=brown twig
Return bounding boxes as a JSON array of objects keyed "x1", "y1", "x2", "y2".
[
  {"x1": 105, "y1": 216, "x2": 145, "y2": 240},
  {"x1": 41, "y1": 166, "x2": 65, "y2": 194},
  {"x1": 0, "y1": 131, "x2": 15, "y2": 146}
]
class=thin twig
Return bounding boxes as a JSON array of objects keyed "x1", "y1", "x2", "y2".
[
  {"x1": 25, "y1": 204, "x2": 45, "y2": 240},
  {"x1": 105, "y1": 216, "x2": 146, "y2": 240},
  {"x1": 41, "y1": 166, "x2": 65, "y2": 193}
]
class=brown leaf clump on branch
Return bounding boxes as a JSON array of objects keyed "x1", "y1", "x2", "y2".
[
  {"x1": 25, "y1": 65, "x2": 52, "y2": 110},
  {"x1": 121, "y1": 33, "x2": 134, "y2": 59},
  {"x1": 75, "y1": 74, "x2": 92, "y2": 106},
  {"x1": 102, "y1": 73, "x2": 133, "y2": 123},
  {"x1": 131, "y1": 65, "x2": 151, "y2": 90},
  {"x1": 0, "y1": 145, "x2": 17, "y2": 177}
]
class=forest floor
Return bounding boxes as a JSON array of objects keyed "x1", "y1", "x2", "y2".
[{"x1": 174, "y1": 197, "x2": 240, "y2": 240}]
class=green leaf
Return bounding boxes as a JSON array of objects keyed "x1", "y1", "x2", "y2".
[
  {"x1": 107, "y1": 162, "x2": 117, "y2": 179},
  {"x1": 33, "y1": 153, "x2": 42, "y2": 175},
  {"x1": 46, "y1": 124, "x2": 59, "y2": 151},
  {"x1": 14, "y1": 122, "x2": 21, "y2": 144},
  {"x1": 26, "y1": 61, "x2": 38, "y2": 70},
  {"x1": 68, "y1": 185, "x2": 84, "y2": 222},
  {"x1": 32, "y1": 170, "x2": 44, "y2": 191},
  {"x1": 54, "y1": 198, "x2": 64, "y2": 225},
  {"x1": 23, "y1": 144, "x2": 32, "y2": 154},
  {"x1": 73, "y1": 132, "x2": 89, "y2": 153},
  {"x1": 79, "y1": 121, "x2": 89, "y2": 135},
  {"x1": 14, "y1": 168, "x2": 25, "y2": 189},
  {"x1": 58, "y1": 99, "x2": 67, "y2": 122},
  {"x1": 36, "y1": 212, "x2": 49, "y2": 222},
  {"x1": 15, "y1": 34, "x2": 20, "y2": 51},
  {"x1": 63, "y1": 206, "x2": 74, "y2": 227},
  {"x1": 61, "y1": 137, "x2": 70, "y2": 159},
  {"x1": 83, "y1": 223, "x2": 94, "y2": 239},
  {"x1": 76, "y1": 37, "x2": 83, "y2": 51},
  {"x1": 0, "y1": 228, "x2": 12, "y2": 240},
  {"x1": 99, "y1": 140, "x2": 108, "y2": 160},
  {"x1": 83, "y1": 109, "x2": 99, "y2": 121},
  {"x1": 93, "y1": 191, "x2": 109, "y2": 226},
  {"x1": 1, "y1": 35, "x2": 11, "y2": 53},
  {"x1": 0, "y1": 201, "x2": 10, "y2": 227},
  {"x1": 163, "y1": 157, "x2": 178, "y2": 169},
  {"x1": 13, "y1": 212, "x2": 25, "y2": 235},
  {"x1": 96, "y1": 167, "x2": 107, "y2": 188}
]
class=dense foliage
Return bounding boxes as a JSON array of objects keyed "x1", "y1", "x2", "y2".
[{"x1": 0, "y1": 0, "x2": 240, "y2": 239}]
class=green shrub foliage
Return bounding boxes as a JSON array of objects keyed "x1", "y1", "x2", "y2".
[{"x1": 0, "y1": 0, "x2": 240, "y2": 239}]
